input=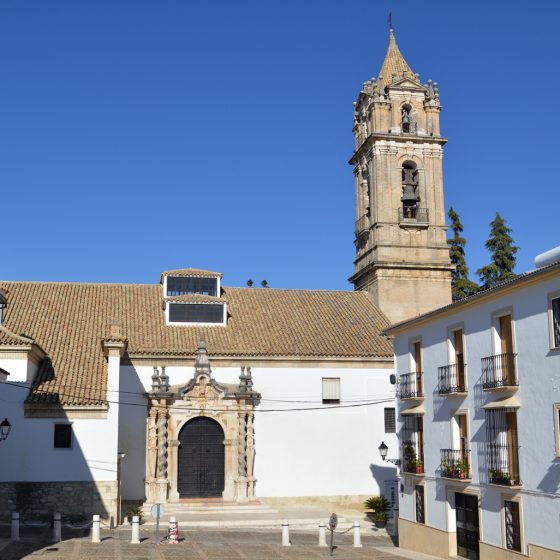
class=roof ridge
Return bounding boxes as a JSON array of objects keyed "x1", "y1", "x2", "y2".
[{"x1": 0, "y1": 325, "x2": 35, "y2": 345}]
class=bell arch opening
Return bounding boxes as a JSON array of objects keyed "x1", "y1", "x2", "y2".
[{"x1": 177, "y1": 416, "x2": 225, "y2": 498}]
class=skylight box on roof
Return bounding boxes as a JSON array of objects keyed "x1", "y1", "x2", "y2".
[
  {"x1": 169, "y1": 303, "x2": 225, "y2": 324},
  {"x1": 167, "y1": 276, "x2": 218, "y2": 297}
]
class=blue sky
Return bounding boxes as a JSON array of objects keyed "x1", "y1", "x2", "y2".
[{"x1": 0, "y1": 1, "x2": 557, "y2": 289}]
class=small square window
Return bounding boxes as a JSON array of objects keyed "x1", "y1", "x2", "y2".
[
  {"x1": 54, "y1": 424, "x2": 72, "y2": 449},
  {"x1": 384, "y1": 408, "x2": 396, "y2": 433},
  {"x1": 322, "y1": 378, "x2": 340, "y2": 404}
]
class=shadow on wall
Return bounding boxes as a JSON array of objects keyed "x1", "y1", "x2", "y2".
[
  {"x1": 369, "y1": 462, "x2": 398, "y2": 496},
  {"x1": 0, "y1": 375, "x2": 112, "y2": 534},
  {"x1": 537, "y1": 458, "x2": 560, "y2": 493}
]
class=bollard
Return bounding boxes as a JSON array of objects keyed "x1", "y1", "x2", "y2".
[
  {"x1": 131, "y1": 516, "x2": 140, "y2": 544},
  {"x1": 168, "y1": 516, "x2": 179, "y2": 544},
  {"x1": 53, "y1": 512, "x2": 62, "y2": 542},
  {"x1": 352, "y1": 520, "x2": 362, "y2": 547},
  {"x1": 11, "y1": 512, "x2": 20, "y2": 542},
  {"x1": 281, "y1": 519, "x2": 290, "y2": 546},
  {"x1": 318, "y1": 521, "x2": 327, "y2": 547},
  {"x1": 91, "y1": 514, "x2": 101, "y2": 543}
]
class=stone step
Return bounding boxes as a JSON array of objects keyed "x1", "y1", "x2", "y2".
[{"x1": 137, "y1": 516, "x2": 350, "y2": 528}]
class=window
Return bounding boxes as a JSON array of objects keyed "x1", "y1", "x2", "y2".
[
  {"x1": 167, "y1": 276, "x2": 218, "y2": 297},
  {"x1": 54, "y1": 424, "x2": 72, "y2": 449},
  {"x1": 322, "y1": 378, "x2": 340, "y2": 404},
  {"x1": 169, "y1": 303, "x2": 224, "y2": 324},
  {"x1": 554, "y1": 404, "x2": 560, "y2": 457},
  {"x1": 549, "y1": 295, "x2": 560, "y2": 349},
  {"x1": 415, "y1": 485, "x2": 425, "y2": 524},
  {"x1": 504, "y1": 500, "x2": 521, "y2": 552},
  {"x1": 384, "y1": 408, "x2": 396, "y2": 433}
]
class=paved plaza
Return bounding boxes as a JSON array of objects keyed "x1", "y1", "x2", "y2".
[{"x1": 0, "y1": 526, "x2": 441, "y2": 560}]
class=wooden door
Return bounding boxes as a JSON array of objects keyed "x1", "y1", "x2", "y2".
[
  {"x1": 456, "y1": 493, "x2": 480, "y2": 560},
  {"x1": 414, "y1": 342, "x2": 423, "y2": 396},
  {"x1": 454, "y1": 329, "x2": 465, "y2": 390}
]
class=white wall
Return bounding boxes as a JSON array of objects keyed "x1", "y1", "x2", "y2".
[
  {"x1": 119, "y1": 363, "x2": 399, "y2": 501},
  {"x1": 394, "y1": 273, "x2": 560, "y2": 553}
]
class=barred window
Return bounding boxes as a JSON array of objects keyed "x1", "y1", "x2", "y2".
[
  {"x1": 504, "y1": 500, "x2": 521, "y2": 552},
  {"x1": 169, "y1": 303, "x2": 224, "y2": 324},
  {"x1": 384, "y1": 408, "x2": 396, "y2": 433},
  {"x1": 322, "y1": 378, "x2": 340, "y2": 404},
  {"x1": 415, "y1": 485, "x2": 425, "y2": 524},
  {"x1": 54, "y1": 424, "x2": 72, "y2": 449},
  {"x1": 552, "y1": 297, "x2": 560, "y2": 347},
  {"x1": 167, "y1": 276, "x2": 217, "y2": 297}
]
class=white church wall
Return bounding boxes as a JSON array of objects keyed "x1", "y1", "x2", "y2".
[{"x1": 119, "y1": 363, "x2": 398, "y2": 501}]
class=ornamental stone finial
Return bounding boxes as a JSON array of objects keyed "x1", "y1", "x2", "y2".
[{"x1": 194, "y1": 337, "x2": 212, "y2": 376}]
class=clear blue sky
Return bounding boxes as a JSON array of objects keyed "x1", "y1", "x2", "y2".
[{"x1": 1, "y1": 1, "x2": 557, "y2": 289}]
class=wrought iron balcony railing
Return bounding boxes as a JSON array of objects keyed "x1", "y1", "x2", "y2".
[
  {"x1": 402, "y1": 440, "x2": 425, "y2": 474},
  {"x1": 481, "y1": 353, "x2": 518, "y2": 390},
  {"x1": 438, "y1": 363, "x2": 467, "y2": 395},
  {"x1": 440, "y1": 448, "x2": 471, "y2": 480},
  {"x1": 487, "y1": 443, "x2": 521, "y2": 486},
  {"x1": 398, "y1": 207, "x2": 429, "y2": 224},
  {"x1": 398, "y1": 372, "x2": 424, "y2": 399},
  {"x1": 354, "y1": 215, "x2": 369, "y2": 236}
]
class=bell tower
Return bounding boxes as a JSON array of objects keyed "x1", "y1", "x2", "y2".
[{"x1": 349, "y1": 23, "x2": 453, "y2": 324}]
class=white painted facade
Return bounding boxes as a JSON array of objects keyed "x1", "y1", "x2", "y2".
[{"x1": 390, "y1": 264, "x2": 560, "y2": 559}]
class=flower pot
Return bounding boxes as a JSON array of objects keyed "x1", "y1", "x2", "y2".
[{"x1": 374, "y1": 519, "x2": 387, "y2": 528}]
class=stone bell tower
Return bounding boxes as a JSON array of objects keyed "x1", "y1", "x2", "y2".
[{"x1": 349, "y1": 23, "x2": 453, "y2": 324}]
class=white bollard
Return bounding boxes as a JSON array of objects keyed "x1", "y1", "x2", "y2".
[
  {"x1": 318, "y1": 521, "x2": 327, "y2": 547},
  {"x1": 168, "y1": 516, "x2": 179, "y2": 544},
  {"x1": 53, "y1": 513, "x2": 61, "y2": 542},
  {"x1": 352, "y1": 520, "x2": 362, "y2": 547},
  {"x1": 131, "y1": 515, "x2": 140, "y2": 544},
  {"x1": 281, "y1": 520, "x2": 290, "y2": 546},
  {"x1": 11, "y1": 512, "x2": 20, "y2": 541},
  {"x1": 91, "y1": 514, "x2": 101, "y2": 543}
]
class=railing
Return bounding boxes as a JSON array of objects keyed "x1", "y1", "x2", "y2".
[
  {"x1": 402, "y1": 440, "x2": 425, "y2": 474},
  {"x1": 440, "y1": 449, "x2": 471, "y2": 479},
  {"x1": 481, "y1": 353, "x2": 518, "y2": 389},
  {"x1": 487, "y1": 443, "x2": 521, "y2": 485},
  {"x1": 398, "y1": 207, "x2": 429, "y2": 223},
  {"x1": 354, "y1": 215, "x2": 369, "y2": 236},
  {"x1": 438, "y1": 363, "x2": 466, "y2": 395},
  {"x1": 399, "y1": 372, "x2": 423, "y2": 399}
]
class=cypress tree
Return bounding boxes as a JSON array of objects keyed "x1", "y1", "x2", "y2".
[
  {"x1": 447, "y1": 207, "x2": 479, "y2": 300},
  {"x1": 476, "y1": 212, "x2": 519, "y2": 289}
]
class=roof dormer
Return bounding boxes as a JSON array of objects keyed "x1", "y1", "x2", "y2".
[{"x1": 161, "y1": 268, "x2": 227, "y2": 326}]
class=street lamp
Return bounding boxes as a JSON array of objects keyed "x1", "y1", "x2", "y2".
[
  {"x1": 378, "y1": 441, "x2": 400, "y2": 465},
  {"x1": 116, "y1": 451, "x2": 126, "y2": 526},
  {"x1": 0, "y1": 419, "x2": 11, "y2": 442}
]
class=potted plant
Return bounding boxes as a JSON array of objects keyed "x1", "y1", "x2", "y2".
[
  {"x1": 364, "y1": 495, "x2": 390, "y2": 528},
  {"x1": 403, "y1": 441, "x2": 417, "y2": 473},
  {"x1": 124, "y1": 506, "x2": 143, "y2": 524}
]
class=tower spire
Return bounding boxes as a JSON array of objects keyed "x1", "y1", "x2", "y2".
[{"x1": 378, "y1": 23, "x2": 415, "y2": 86}]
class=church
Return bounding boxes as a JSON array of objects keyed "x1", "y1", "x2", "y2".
[{"x1": 0, "y1": 26, "x2": 452, "y2": 522}]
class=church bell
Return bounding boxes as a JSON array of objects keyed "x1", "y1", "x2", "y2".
[{"x1": 401, "y1": 184, "x2": 418, "y2": 204}]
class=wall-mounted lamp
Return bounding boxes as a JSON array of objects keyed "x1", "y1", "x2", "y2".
[{"x1": 378, "y1": 441, "x2": 400, "y2": 466}]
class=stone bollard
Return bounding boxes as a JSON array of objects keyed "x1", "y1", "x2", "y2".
[
  {"x1": 53, "y1": 513, "x2": 62, "y2": 542},
  {"x1": 11, "y1": 512, "x2": 20, "y2": 541},
  {"x1": 352, "y1": 520, "x2": 362, "y2": 547},
  {"x1": 281, "y1": 520, "x2": 290, "y2": 546},
  {"x1": 91, "y1": 514, "x2": 101, "y2": 543},
  {"x1": 131, "y1": 516, "x2": 140, "y2": 544},
  {"x1": 318, "y1": 521, "x2": 327, "y2": 547}
]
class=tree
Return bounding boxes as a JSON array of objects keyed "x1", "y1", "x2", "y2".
[
  {"x1": 447, "y1": 207, "x2": 479, "y2": 300},
  {"x1": 476, "y1": 212, "x2": 519, "y2": 289}
]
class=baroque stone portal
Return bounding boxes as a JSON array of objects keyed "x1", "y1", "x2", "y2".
[{"x1": 145, "y1": 339, "x2": 260, "y2": 504}]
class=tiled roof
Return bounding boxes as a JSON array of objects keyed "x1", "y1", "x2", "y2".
[
  {"x1": 378, "y1": 29, "x2": 415, "y2": 86},
  {"x1": 161, "y1": 268, "x2": 222, "y2": 279},
  {"x1": 0, "y1": 281, "x2": 392, "y2": 406},
  {"x1": 0, "y1": 325, "x2": 35, "y2": 346}
]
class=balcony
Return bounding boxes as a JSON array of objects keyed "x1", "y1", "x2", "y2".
[
  {"x1": 402, "y1": 440, "x2": 425, "y2": 475},
  {"x1": 487, "y1": 443, "x2": 521, "y2": 486},
  {"x1": 438, "y1": 363, "x2": 467, "y2": 395},
  {"x1": 354, "y1": 215, "x2": 369, "y2": 237},
  {"x1": 399, "y1": 372, "x2": 424, "y2": 400},
  {"x1": 440, "y1": 449, "x2": 471, "y2": 480},
  {"x1": 481, "y1": 353, "x2": 518, "y2": 390},
  {"x1": 398, "y1": 207, "x2": 429, "y2": 226}
]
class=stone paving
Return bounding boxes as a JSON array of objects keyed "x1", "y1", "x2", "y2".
[{"x1": 0, "y1": 526, "x2": 439, "y2": 560}]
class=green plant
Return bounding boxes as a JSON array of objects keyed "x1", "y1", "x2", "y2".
[
  {"x1": 364, "y1": 495, "x2": 390, "y2": 521},
  {"x1": 124, "y1": 506, "x2": 143, "y2": 521},
  {"x1": 489, "y1": 469, "x2": 511, "y2": 485}
]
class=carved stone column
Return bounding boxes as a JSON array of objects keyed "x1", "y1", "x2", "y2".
[
  {"x1": 155, "y1": 404, "x2": 169, "y2": 503},
  {"x1": 246, "y1": 413, "x2": 256, "y2": 499},
  {"x1": 236, "y1": 412, "x2": 248, "y2": 501},
  {"x1": 145, "y1": 407, "x2": 159, "y2": 503}
]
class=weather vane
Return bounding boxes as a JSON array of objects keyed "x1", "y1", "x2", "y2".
[{"x1": 388, "y1": 12, "x2": 393, "y2": 32}]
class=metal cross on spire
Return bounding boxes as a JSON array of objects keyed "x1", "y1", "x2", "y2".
[{"x1": 388, "y1": 12, "x2": 393, "y2": 32}]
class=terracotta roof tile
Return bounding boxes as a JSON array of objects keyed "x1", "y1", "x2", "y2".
[
  {"x1": 0, "y1": 281, "x2": 392, "y2": 406},
  {"x1": 378, "y1": 30, "x2": 415, "y2": 86},
  {"x1": 0, "y1": 325, "x2": 34, "y2": 346},
  {"x1": 161, "y1": 268, "x2": 222, "y2": 279}
]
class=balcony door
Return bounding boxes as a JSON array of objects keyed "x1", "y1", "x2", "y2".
[
  {"x1": 454, "y1": 329, "x2": 465, "y2": 390},
  {"x1": 414, "y1": 341, "x2": 423, "y2": 396}
]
